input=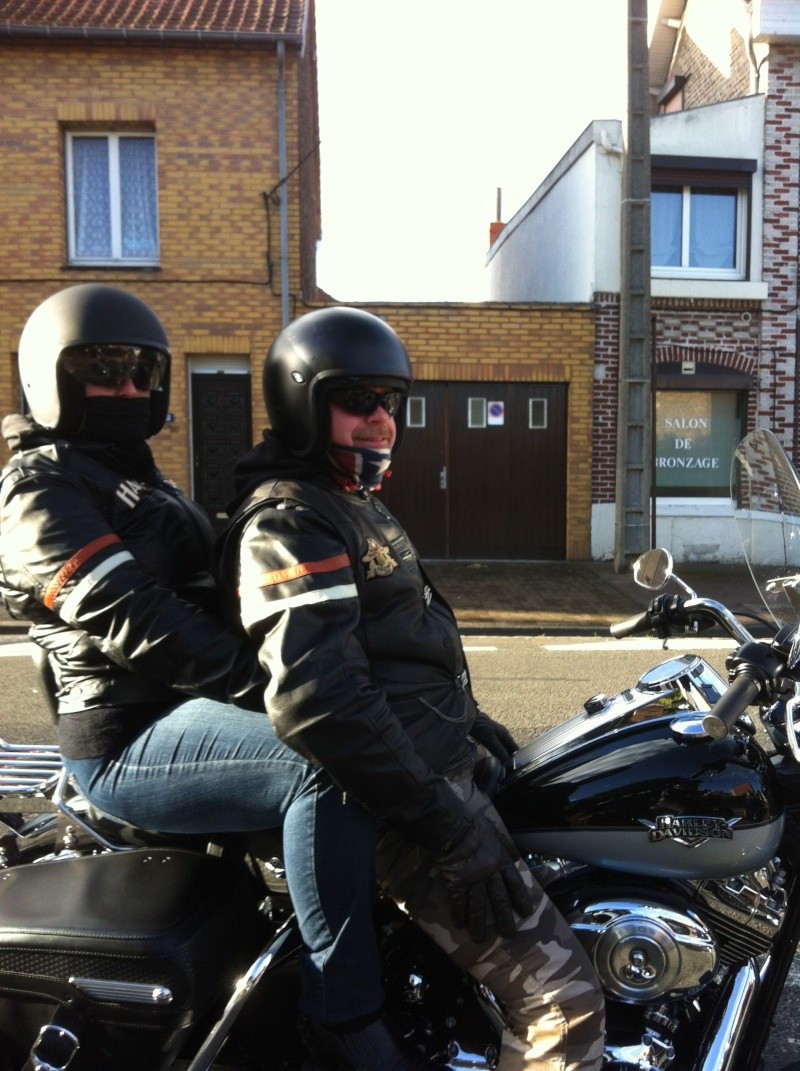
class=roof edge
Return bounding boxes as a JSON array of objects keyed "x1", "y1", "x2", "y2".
[{"x1": 0, "y1": 23, "x2": 303, "y2": 46}]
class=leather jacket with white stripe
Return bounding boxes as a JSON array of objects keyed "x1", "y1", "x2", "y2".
[
  {"x1": 0, "y1": 419, "x2": 264, "y2": 759},
  {"x1": 221, "y1": 433, "x2": 478, "y2": 852}
]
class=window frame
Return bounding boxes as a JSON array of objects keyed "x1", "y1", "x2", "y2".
[
  {"x1": 528, "y1": 397, "x2": 548, "y2": 430},
  {"x1": 406, "y1": 395, "x2": 426, "y2": 428},
  {"x1": 467, "y1": 397, "x2": 487, "y2": 429},
  {"x1": 65, "y1": 131, "x2": 160, "y2": 267},
  {"x1": 651, "y1": 162, "x2": 753, "y2": 282}
]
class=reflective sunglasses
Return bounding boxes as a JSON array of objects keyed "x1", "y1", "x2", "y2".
[
  {"x1": 61, "y1": 344, "x2": 168, "y2": 391},
  {"x1": 329, "y1": 387, "x2": 405, "y2": 418}
]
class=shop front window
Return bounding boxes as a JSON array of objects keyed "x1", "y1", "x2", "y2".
[{"x1": 655, "y1": 390, "x2": 745, "y2": 497}]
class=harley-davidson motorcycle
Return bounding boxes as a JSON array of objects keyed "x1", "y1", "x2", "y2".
[{"x1": 3, "y1": 426, "x2": 800, "y2": 1071}]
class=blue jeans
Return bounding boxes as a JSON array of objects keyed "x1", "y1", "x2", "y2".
[{"x1": 64, "y1": 698, "x2": 383, "y2": 1025}]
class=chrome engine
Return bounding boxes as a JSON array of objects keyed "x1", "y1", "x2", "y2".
[
  {"x1": 533, "y1": 857, "x2": 790, "y2": 1071},
  {"x1": 569, "y1": 899, "x2": 718, "y2": 1003}
]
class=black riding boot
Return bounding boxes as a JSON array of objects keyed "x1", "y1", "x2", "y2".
[{"x1": 301, "y1": 1015, "x2": 432, "y2": 1070}]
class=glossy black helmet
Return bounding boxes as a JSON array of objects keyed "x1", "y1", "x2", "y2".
[
  {"x1": 264, "y1": 306, "x2": 413, "y2": 459},
  {"x1": 17, "y1": 284, "x2": 171, "y2": 438}
]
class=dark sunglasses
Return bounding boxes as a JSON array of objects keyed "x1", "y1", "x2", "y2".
[
  {"x1": 61, "y1": 344, "x2": 167, "y2": 391},
  {"x1": 329, "y1": 387, "x2": 405, "y2": 418}
]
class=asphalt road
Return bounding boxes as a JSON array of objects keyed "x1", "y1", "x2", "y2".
[{"x1": 0, "y1": 631, "x2": 797, "y2": 1069}]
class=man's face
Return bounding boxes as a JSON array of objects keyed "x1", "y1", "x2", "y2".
[{"x1": 329, "y1": 386, "x2": 398, "y2": 451}]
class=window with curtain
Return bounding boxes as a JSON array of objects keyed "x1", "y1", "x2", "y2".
[
  {"x1": 66, "y1": 133, "x2": 159, "y2": 265},
  {"x1": 651, "y1": 162, "x2": 752, "y2": 281}
]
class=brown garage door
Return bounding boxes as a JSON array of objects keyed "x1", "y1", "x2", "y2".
[{"x1": 379, "y1": 382, "x2": 567, "y2": 560}]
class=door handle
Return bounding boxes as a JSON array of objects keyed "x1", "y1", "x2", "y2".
[{"x1": 439, "y1": 466, "x2": 447, "y2": 490}]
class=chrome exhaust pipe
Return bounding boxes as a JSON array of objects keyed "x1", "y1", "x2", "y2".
[{"x1": 698, "y1": 959, "x2": 760, "y2": 1071}]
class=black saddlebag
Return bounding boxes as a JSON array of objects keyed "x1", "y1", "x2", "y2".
[{"x1": 0, "y1": 847, "x2": 271, "y2": 1070}]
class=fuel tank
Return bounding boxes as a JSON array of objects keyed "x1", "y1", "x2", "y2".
[{"x1": 497, "y1": 655, "x2": 785, "y2": 879}]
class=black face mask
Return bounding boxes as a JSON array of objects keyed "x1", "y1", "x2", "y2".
[{"x1": 82, "y1": 397, "x2": 151, "y2": 445}]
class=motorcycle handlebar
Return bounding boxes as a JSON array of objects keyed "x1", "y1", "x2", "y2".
[
  {"x1": 610, "y1": 596, "x2": 755, "y2": 646},
  {"x1": 701, "y1": 673, "x2": 761, "y2": 739},
  {"x1": 609, "y1": 611, "x2": 652, "y2": 639}
]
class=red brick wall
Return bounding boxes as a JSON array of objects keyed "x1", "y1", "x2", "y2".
[
  {"x1": 592, "y1": 294, "x2": 762, "y2": 504},
  {"x1": 761, "y1": 46, "x2": 800, "y2": 457}
]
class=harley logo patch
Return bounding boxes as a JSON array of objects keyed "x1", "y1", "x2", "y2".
[
  {"x1": 362, "y1": 539, "x2": 397, "y2": 579},
  {"x1": 638, "y1": 814, "x2": 740, "y2": 847}
]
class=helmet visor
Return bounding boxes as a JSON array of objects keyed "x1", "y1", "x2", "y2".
[
  {"x1": 61, "y1": 344, "x2": 167, "y2": 392},
  {"x1": 328, "y1": 387, "x2": 406, "y2": 418}
]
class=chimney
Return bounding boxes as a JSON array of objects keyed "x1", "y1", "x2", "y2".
[
  {"x1": 489, "y1": 186, "x2": 504, "y2": 247},
  {"x1": 489, "y1": 220, "x2": 505, "y2": 246}
]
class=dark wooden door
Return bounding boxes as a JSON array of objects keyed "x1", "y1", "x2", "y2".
[
  {"x1": 380, "y1": 381, "x2": 567, "y2": 559},
  {"x1": 447, "y1": 383, "x2": 567, "y2": 559},
  {"x1": 191, "y1": 372, "x2": 252, "y2": 529}
]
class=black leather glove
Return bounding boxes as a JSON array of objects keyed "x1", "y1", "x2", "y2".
[
  {"x1": 470, "y1": 711, "x2": 519, "y2": 762},
  {"x1": 435, "y1": 814, "x2": 534, "y2": 943}
]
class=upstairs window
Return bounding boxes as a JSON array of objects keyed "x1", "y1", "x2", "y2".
[
  {"x1": 66, "y1": 133, "x2": 159, "y2": 265},
  {"x1": 651, "y1": 158, "x2": 754, "y2": 281}
]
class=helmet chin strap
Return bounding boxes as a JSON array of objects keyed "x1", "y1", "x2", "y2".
[{"x1": 326, "y1": 444, "x2": 393, "y2": 491}]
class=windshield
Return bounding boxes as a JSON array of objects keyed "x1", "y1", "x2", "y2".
[{"x1": 732, "y1": 428, "x2": 800, "y2": 628}]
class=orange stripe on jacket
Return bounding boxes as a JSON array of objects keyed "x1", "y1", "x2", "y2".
[
  {"x1": 43, "y1": 533, "x2": 123, "y2": 610},
  {"x1": 258, "y1": 553, "x2": 350, "y2": 589}
]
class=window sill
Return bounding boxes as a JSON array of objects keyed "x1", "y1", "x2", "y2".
[
  {"x1": 66, "y1": 259, "x2": 160, "y2": 269},
  {"x1": 655, "y1": 497, "x2": 734, "y2": 515},
  {"x1": 652, "y1": 278, "x2": 768, "y2": 301}
]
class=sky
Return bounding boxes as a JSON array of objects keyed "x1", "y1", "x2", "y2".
[{"x1": 314, "y1": 1, "x2": 645, "y2": 303}]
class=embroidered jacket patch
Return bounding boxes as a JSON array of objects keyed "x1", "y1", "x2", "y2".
[{"x1": 362, "y1": 538, "x2": 397, "y2": 579}]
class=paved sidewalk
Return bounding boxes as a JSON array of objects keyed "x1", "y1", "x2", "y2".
[
  {"x1": 424, "y1": 559, "x2": 767, "y2": 635},
  {"x1": 0, "y1": 559, "x2": 767, "y2": 638}
]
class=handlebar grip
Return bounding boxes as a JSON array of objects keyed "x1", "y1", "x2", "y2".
[
  {"x1": 701, "y1": 673, "x2": 761, "y2": 739},
  {"x1": 610, "y1": 610, "x2": 651, "y2": 638}
]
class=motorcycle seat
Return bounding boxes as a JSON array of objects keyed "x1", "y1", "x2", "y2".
[
  {"x1": 56, "y1": 767, "x2": 273, "y2": 843},
  {"x1": 54, "y1": 770, "x2": 290, "y2": 895}
]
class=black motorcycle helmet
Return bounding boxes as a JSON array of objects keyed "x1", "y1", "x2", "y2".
[
  {"x1": 263, "y1": 306, "x2": 413, "y2": 460},
  {"x1": 17, "y1": 284, "x2": 171, "y2": 439}
]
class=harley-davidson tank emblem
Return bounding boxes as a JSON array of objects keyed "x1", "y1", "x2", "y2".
[
  {"x1": 362, "y1": 539, "x2": 397, "y2": 580},
  {"x1": 638, "y1": 814, "x2": 741, "y2": 847}
]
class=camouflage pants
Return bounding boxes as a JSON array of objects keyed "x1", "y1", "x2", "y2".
[{"x1": 376, "y1": 765, "x2": 605, "y2": 1071}]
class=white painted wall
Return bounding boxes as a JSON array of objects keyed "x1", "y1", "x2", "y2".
[
  {"x1": 487, "y1": 99, "x2": 765, "y2": 307},
  {"x1": 486, "y1": 120, "x2": 624, "y2": 303},
  {"x1": 650, "y1": 94, "x2": 766, "y2": 301},
  {"x1": 592, "y1": 501, "x2": 743, "y2": 563},
  {"x1": 489, "y1": 97, "x2": 767, "y2": 563},
  {"x1": 753, "y1": 0, "x2": 800, "y2": 39}
]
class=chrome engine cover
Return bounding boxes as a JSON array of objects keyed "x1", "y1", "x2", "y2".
[{"x1": 568, "y1": 899, "x2": 718, "y2": 1003}]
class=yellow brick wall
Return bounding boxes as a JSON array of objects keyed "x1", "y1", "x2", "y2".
[
  {"x1": 0, "y1": 38, "x2": 594, "y2": 560},
  {"x1": 0, "y1": 35, "x2": 308, "y2": 489}
]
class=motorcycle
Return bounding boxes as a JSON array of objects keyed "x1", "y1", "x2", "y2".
[{"x1": 2, "y1": 426, "x2": 800, "y2": 1070}]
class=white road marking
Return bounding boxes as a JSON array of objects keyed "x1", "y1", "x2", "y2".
[
  {"x1": 0, "y1": 642, "x2": 36, "y2": 658},
  {"x1": 544, "y1": 637, "x2": 738, "y2": 652}
]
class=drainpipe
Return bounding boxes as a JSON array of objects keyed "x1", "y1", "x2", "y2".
[{"x1": 277, "y1": 40, "x2": 290, "y2": 327}]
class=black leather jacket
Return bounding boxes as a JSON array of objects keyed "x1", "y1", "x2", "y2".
[
  {"x1": 0, "y1": 417, "x2": 263, "y2": 759},
  {"x1": 221, "y1": 434, "x2": 478, "y2": 852}
]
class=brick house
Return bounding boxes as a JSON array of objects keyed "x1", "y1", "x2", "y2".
[
  {"x1": 0, "y1": 0, "x2": 598, "y2": 560},
  {"x1": 0, "y1": 0, "x2": 320, "y2": 525},
  {"x1": 487, "y1": 0, "x2": 794, "y2": 563}
]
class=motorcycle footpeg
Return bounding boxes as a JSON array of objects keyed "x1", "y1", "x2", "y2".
[{"x1": 26, "y1": 1022, "x2": 81, "y2": 1071}]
